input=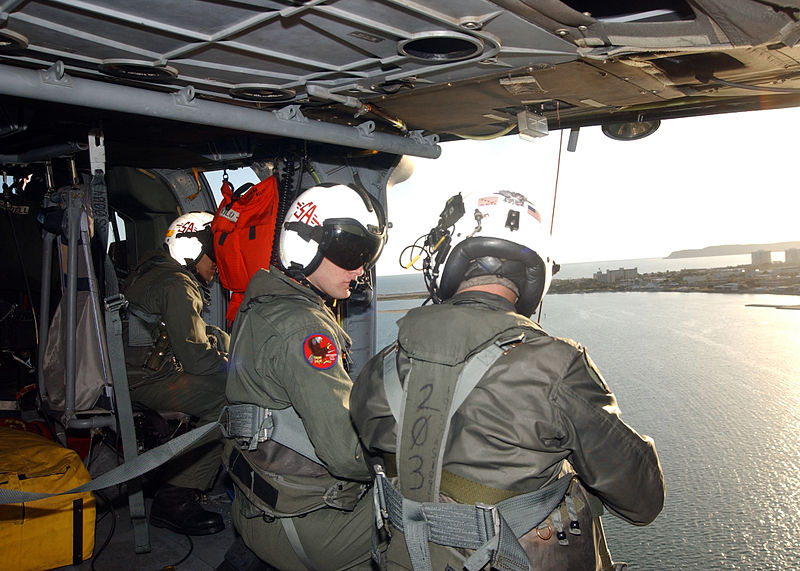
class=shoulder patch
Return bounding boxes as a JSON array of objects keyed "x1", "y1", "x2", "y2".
[{"x1": 303, "y1": 333, "x2": 338, "y2": 369}]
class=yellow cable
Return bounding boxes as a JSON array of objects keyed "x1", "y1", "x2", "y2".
[{"x1": 405, "y1": 235, "x2": 446, "y2": 269}]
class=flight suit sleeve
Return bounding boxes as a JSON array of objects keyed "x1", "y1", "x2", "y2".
[
  {"x1": 274, "y1": 320, "x2": 371, "y2": 482},
  {"x1": 554, "y1": 349, "x2": 665, "y2": 525},
  {"x1": 350, "y1": 345, "x2": 398, "y2": 456},
  {"x1": 160, "y1": 276, "x2": 228, "y2": 377}
]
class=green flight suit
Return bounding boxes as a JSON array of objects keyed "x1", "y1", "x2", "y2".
[
  {"x1": 225, "y1": 268, "x2": 374, "y2": 571},
  {"x1": 123, "y1": 251, "x2": 229, "y2": 490},
  {"x1": 351, "y1": 290, "x2": 665, "y2": 571}
]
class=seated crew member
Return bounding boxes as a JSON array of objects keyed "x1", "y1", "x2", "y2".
[
  {"x1": 350, "y1": 191, "x2": 665, "y2": 571},
  {"x1": 123, "y1": 211, "x2": 228, "y2": 536},
  {"x1": 223, "y1": 183, "x2": 388, "y2": 570}
]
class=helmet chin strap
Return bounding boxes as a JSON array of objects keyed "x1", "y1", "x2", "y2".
[{"x1": 284, "y1": 263, "x2": 332, "y2": 302}]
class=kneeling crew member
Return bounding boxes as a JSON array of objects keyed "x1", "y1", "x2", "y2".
[
  {"x1": 351, "y1": 191, "x2": 665, "y2": 571},
  {"x1": 224, "y1": 184, "x2": 387, "y2": 570}
]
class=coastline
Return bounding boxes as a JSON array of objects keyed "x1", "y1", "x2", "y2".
[
  {"x1": 666, "y1": 240, "x2": 800, "y2": 259},
  {"x1": 378, "y1": 262, "x2": 800, "y2": 301},
  {"x1": 550, "y1": 262, "x2": 799, "y2": 297}
]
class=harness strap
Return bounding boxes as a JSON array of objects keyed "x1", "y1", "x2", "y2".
[
  {"x1": 375, "y1": 471, "x2": 572, "y2": 571},
  {"x1": 222, "y1": 403, "x2": 323, "y2": 464},
  {"x1": 388, "y1": 333, "x2": 525, "y2": 501},
  {"x1": 381, "y1": 342, "x2": 402, "y2": 422},
  {"x1": 281, "y1": 517, "x2": 315, "y2": 570},
  {"x1": 0, "y1": 399, "x2": 320, "y2": 505},
  {"x1": 0, "y1": 421, "x2": 220, "y2": 505},
  {"x1": 126, "y1": 304, "x2": 162, "y2": 347}
]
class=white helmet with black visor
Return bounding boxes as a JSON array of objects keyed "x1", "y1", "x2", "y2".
[{"x1": 279, "y1": 183, "x2": 387, "y2": 278}]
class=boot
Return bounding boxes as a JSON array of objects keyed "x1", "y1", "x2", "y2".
[{"x1": 150, "y1": 485, "x2": 225, "y2": 536}]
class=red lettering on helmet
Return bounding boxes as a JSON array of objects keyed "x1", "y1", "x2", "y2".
[{"x1": 294, "y1": 201, "x2": 321, "y2": 226}]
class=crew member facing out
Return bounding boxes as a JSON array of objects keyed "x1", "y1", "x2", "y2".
[
  {"x1": 351, "y1": 191, "x2": 665, "y2": 570},
  {"x1": 224, "y1": 184, "x2": 387, "y2": 570},
  {"x1": 123, "y1": 211, "x2": 229, "y2": 536}
]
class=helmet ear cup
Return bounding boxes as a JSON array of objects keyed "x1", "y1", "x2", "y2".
[{"x1": 439, "y1": 236, "x2": 547, "y2": 317}]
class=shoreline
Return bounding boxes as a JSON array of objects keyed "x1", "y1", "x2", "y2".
[{"x1": 378, "y1": 262, "x2": 800, "y2": 301}]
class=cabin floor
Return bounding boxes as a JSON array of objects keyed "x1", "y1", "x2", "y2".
[{"x1": 63, "y1": 467, "x2": 240, "y2": 571}]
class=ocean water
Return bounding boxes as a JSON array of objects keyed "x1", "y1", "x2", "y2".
[{"x1": 374, "y1": 271, "x2": 800, "y2": 570}]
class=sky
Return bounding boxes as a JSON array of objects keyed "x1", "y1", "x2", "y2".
[{"x1": 212, "y1": 105, "x2": 800, "y2": 276}]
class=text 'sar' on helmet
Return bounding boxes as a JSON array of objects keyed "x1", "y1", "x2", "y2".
[
  {"x1": 164, "y1": 211, "x2": 215, "y2": 267},
  {"x1": 279, "y1": 184, "x2": 387, "y2": 277},
  {"x1": 438, "y1": 191, "x2": 557, "y2": 317}
]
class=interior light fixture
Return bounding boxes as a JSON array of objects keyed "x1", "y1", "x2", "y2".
[{"x1": 601, "y1": 120, "x2": 661, "y2": 141}]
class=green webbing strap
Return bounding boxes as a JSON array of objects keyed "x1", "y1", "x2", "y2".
[
  {"x1": 270, "y1": 407, "x2": 322, "y2": 464},
  {"x1": 452, "y1": 334, "x2": 523, "y2": 413},
  {"x1": 104, "y1": 294, "x2": 150, "y2": 552},
  {"x1": 394, "y1": 334, "x2": 523, "y2": 502},
  {"x1": 0, "y1": 421, "x2": 220, "y2": 505},
  {"x1": 375, "y1": 472, "x2": 572, "y2": 571},
  {"x1": 90, "y1": 168, "x2": 118, "y2": 300},
  {"x1": 381, "y1": 342, "x2": 402, "y2": 422},
  {"x1": 222, "y1": 403, "x2": 323, "y2": 464}
]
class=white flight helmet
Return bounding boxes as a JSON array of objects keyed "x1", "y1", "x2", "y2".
[
  {"x1": 279, "y1": 183, "x2": 387, "y2": 277},
  {"x1": 431, "y1": 191, "x2": 557, "y2": 317},
  {"x1": 164, "y1": 211, "x2": 215, "y2": 267}
]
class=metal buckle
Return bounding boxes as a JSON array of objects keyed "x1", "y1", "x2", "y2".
[
  {"x1": 373, "y1": 467, "x2": 391, "y2": 533},
  {"x1": 476, "y1": 502, "x2": 500, "y2": 540},
  {"x1": 256, "y1": 408, "x2": 273, "y2": 443},
  {"x1": 104, "y1": 293, "x2": 128, "y2": 313}
]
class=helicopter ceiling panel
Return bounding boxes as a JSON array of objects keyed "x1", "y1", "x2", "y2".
[{"x1": 1, "y1": 0, "x2": 799, "y2": 168}]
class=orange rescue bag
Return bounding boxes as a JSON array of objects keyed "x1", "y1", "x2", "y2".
[{"x1": 212, "y1": 176, "x2": 279, "y2": 324}]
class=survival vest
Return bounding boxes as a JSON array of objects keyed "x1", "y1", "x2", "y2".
[{"x1": 212, "y1": 176, "x2": 279, "y2": 325}]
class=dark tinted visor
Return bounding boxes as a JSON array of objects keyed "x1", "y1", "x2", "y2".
[{"x1": 321, "y1": 219, "x2": 385, "y2": 271}]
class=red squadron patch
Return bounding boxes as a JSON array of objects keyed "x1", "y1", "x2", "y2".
[{"x1": 303, "y1": 334, "x2": 338, "y2": 369}]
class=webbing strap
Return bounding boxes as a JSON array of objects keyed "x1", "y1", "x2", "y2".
[
  {"x1": 377, "y1": 473, "x2": 572, "y2": 571},
  {"x1": 391, "y1": 334, "x2": 524, "y2": 502},
  {"x1": 222, "y1": 403, "x2": 323, "y2": 464},
  {"x1": 104, "y1": 294, "x2": 150, "y2": 552},
  {"x1": 271, "y1": 407, "x2": 322, "y2": 464},
  {"x1": 382, "y1": 334, "x2": 524, "y2": 424},
  {"x1": 381, "y1": 342, "x2": 402, "y2": 422},
  {"x1": 281, "y1": 517, "x2": 316, "y2": 570},
  {"x1": 223, "y1": 403, "x2": 272, "y2": 451},
  {"x1": 0, "y1": 421, "x2": 220, "y2": 505}
]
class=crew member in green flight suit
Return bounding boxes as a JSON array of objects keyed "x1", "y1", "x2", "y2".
[
  {"x1": 123, "y1": 211, "x2": 228, "y2": 536},
  {"x1": 351, "y1": 191, "x2": 665, "y2": 571},
  {"x1": 224, "y1": 183, "x2": 388, "y2": 570}
]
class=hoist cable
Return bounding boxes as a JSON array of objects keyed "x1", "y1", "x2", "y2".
[{"x1": 538, "y1": 111, "x2": 564, "y2": 323}]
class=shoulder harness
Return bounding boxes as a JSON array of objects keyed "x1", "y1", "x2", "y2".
[{"x1": 374, "y1": 332, "x2": 572, "y2": 571}]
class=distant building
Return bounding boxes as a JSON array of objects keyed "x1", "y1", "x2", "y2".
[
  {"x1": 786, "y1": 248, "x2": 800, "y2": 264},
  {"x1": 751, "y1": 250, "x2": 772, "y2": 265},
  {"x1": 594, "y1": 267, "x2": 638, "y2": 283}
]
